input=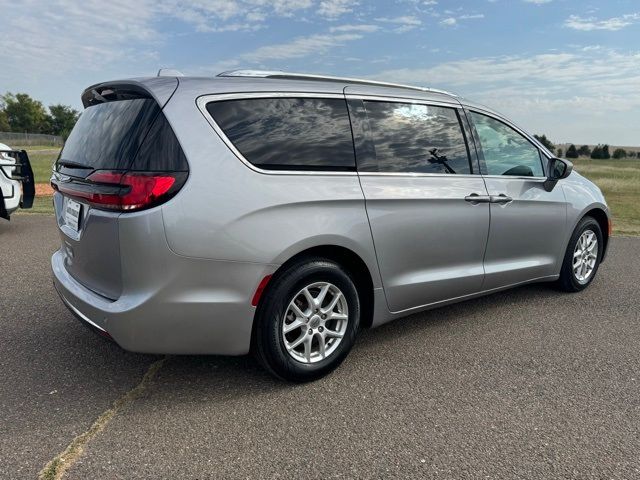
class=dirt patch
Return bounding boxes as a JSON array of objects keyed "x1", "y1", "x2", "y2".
[{"x1": 36, "y1": 183, "x2": 54, "y2": 196}]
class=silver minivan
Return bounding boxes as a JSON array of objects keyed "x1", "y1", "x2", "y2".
[{"x1": 51, "y1": 70, "x2": 610, "y2": 381}]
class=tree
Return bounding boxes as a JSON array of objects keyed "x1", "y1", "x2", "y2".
[
  {"x1": 534, "y1": 134, "x2": 555, "y2": 152},
  {"x1": 0, "y1": 109, "x2": 9, "y2": 131},
  {"x1": 46, "y1": 104, "x2": 79, "y2": 138},
  {"x1": 629, "y1": 151, "x2": 637, "y2": 158},
  {"x1": 556, "y1": 148, "x2": 563, "y2": 157},
  {"x1": 602, "y1": 144, "x2": 611, "y2": 159},
  {"x1": 1, "y1": 92, "x2": 49, "y2": 133},
  {"x1": 565, "y1": 144, "x2": 579, "y2": 158},
  {"x1": 577, "y1": 145, "x2": 591, "y2": 157},
  {"x1": 591, "y1": 145, "x2": 603, "y2": 159},
  {"x1": 612, "y1": 148, "x2": 627, "y2": 159}
]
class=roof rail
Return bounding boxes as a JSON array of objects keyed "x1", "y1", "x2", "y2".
[{"x1": 217, "y1": 70, "x2": 457, "y2": 97}]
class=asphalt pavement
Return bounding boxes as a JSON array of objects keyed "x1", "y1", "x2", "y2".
[{"x1": 1, "y1": 215, "x2": 639, "y2": 479}]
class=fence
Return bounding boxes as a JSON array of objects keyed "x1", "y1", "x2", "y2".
[{"x1": 0, "y1": 131, "x2": 64, "y2": 147}]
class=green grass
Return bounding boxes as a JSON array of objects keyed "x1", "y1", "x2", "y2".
[
  {"x1": 25, "y1": 147, "x2": 59, "y2": 184},
  {"x1": 12, "y1": 146, "x2": 58, "y2": 216},
  {"x1": 12, "y1": 144, "x2": 62, "y2": 151},
  {"x1": 13, "y1": 147, "x2": 640, "y2": 236},
  {"x1": 572, "y1": 158, "x2": 640, "y2": 236},
  {"x1": 19, "y1": 196, "x2": 55, "y2": 215}
]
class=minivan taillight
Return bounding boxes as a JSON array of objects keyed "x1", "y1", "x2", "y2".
[{"x1": 51, "y1": 170, "x2": 187, "y2": 212}]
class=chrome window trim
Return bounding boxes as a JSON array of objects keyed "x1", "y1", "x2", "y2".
[
  {"x1": 358, "y1": 172, "x2": 546, "y2": 180},
  {"x1": 358, "y1": 172, "x2": 479, "y2": 178},
  {"x1": 465, "y1": 106, "x2": 550, "y2": 179},
  {"x1": 345, "y1": 94, "x2": 460, "y2": 109},
  {"x1": 482, "y1": 175, "x2": 547, "y2": 181},
  {"x1": 197, "y1": 92, "x2": 357, "y2": 176}
]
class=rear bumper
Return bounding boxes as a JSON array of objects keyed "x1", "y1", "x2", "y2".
[{"x1": 51, "y1": 249, "x2": 276, "y2": 355}]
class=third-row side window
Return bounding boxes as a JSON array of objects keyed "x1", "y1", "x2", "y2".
[{"x1": 207, "y1": 97, "x2": 356, "y2": 171}]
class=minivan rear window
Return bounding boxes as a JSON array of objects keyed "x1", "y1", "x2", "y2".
[
  {"x1": 58, "y1": 97, "x2": 188, "y2": 174},
  {"x1": 59, "y1": 98, "x2": 160, "y2": 171},
  {"x1": 206, "y1": 97, "x2": 355, "y2": 171}
]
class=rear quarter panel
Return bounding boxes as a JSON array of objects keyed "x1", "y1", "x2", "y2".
[{"x1": 159, "y1": 89, "x2": 383, "y2": 289}]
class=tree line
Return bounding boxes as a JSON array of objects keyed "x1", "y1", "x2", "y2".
[
  {"x1": 534, "y1": 134, "x2": 636, "y2": 160},
  {"x1": 0, "y1": 92, "x2": 637, "y2": 158},
  {"x1": 0, "y1": 92, "x2": 79, "y2": 139}
]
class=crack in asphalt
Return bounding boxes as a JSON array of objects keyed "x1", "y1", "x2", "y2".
[{"x1": 38, "y1": 357, "x2": 167, "y2": 480}]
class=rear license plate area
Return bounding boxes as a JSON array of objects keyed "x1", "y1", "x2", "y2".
[{"x1": 64, "y1": 198, "x2": 83, "y2": 232}]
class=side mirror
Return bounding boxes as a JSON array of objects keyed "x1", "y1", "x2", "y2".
[{"x1": 544, "y1": 157, "x2": 573, "y2": 191}]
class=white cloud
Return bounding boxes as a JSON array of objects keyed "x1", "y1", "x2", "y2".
[
  {"x1": 375, "y1": 15, "x2": 422, "y2": 32},
  {"x1": 330, "y1": 24, "x2": 380, "y2": 33},
  {"x1": 0, "y1": 0, "x2": 362, "y2": 79},
  {"x1": 370, "y1": 49, "x2": 640, "y2": 143},
  {"x1": 157, "y1": 0, "x2": 317, "y2": 32},
  {"x1": 440, "y1": 13, "x2": 484, "y2": 27},
  {"x1": 241, "y1": 33, "x2": 364, "y2": 62},
  {"x1": 524, "y1": 0, "x2": 552, "y2": 4},
  {"x1": 0, "y1": 0, "x2": 158, "y2": 73},
  {"x1": 375, "y1": 15, "x2": 422, "y2": 25},
  {"x1": 317, "y1": 0, "x2": 358, "y2": 19},
  {"x1": 565, "y1": 13, "x2": 640, "y2": 31},
  {"x1": 371, "y1": 49, "x2": 640, "y2": 113}
]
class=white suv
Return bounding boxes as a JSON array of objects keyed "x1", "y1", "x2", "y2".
[{"x1": 0, "y1": 142, "x2": 35, "y2": 220}]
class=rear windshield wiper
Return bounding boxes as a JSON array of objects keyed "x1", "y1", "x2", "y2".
[{"x1": 57, "y1": 159, "x2": 93, "y2": 169}]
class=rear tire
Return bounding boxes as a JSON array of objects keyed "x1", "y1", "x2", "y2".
[
  {"x1": 254, "y1": 258, "x2": 360, "y2": 382},
  {"x1": 557, "y1": 216, "x2": 603, "y2": 292}
]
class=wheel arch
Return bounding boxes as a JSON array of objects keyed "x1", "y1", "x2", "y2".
[
  {"x1": 254, "y1": 244, "x2": 376, "y2": 336},
  {"x1": 582, "y1": 206, "x2": 611, "y2": 262}
]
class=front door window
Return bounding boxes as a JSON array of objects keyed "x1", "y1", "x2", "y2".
[{"x1": 469, "y1": 111, "x2": 544, "y2": 177}]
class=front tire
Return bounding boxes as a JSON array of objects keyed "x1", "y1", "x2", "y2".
[
  {"x1": 254, "y1": 258, "x2": 360, "y2": 382},
  {"x1": 557, "y1": 216, "x2": 603, "y2": 292}
]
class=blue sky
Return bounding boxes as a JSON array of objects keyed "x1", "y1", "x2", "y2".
[{"x1": 1, "y1": 0, "x2": 639, "y2": 145}]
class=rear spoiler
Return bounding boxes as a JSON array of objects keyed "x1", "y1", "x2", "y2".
[
  {"x1": 0, "y1": 149, "x2": 35, "y2": 219},
  {"x1": 80, "y1": 78, "x2": 179, "y2": 109}
]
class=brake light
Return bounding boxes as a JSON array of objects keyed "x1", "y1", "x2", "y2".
[{"x1": 51, "y1": 170, "x2": 186, "y2": 212}]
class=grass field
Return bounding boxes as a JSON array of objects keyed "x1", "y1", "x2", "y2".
[
  {"x1": 13, "y1": 146, "x2": 640, "y2": 236},
  {"x1": 24, "y1": 147, "x2": 59, "y2": 184},
  {"x1": 28, "y1": 195, "x2": 55, "y2": 214},
  {"x1": 571, "y1": 158, "x2": 640, "y2": 236}
]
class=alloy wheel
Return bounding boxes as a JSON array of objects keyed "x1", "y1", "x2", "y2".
[
  {"x1": 573, "y1": 229, "x2": 598, "y2": 284},
  {"x1": 282, "y1": 282, "x2": 349, "y2": 364}
]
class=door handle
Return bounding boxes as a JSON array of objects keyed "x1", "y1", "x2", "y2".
[
  {"x1": 490, "y1": 194, "x2": 513, "y2": 204},
  {"x1": 464, "y1": 193, "x2": 492, "y2": 204}
]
